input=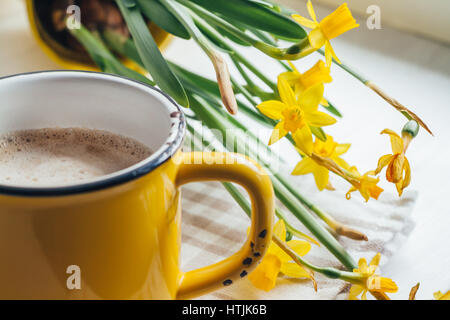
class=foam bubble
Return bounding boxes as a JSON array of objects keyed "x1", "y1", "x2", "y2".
[{"x1": 0, "y1": 128, "x2": 152, "y2": 187}]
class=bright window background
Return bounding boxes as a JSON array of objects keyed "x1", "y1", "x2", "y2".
[{"x1": 280, "y1": 0, "x2": 450, "y2": 44}]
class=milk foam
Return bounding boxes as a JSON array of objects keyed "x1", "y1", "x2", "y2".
[{"x1": 0, "y1": 128, "x2": 152, "y2": 187}]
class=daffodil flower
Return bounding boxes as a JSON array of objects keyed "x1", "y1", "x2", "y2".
[
  {"x1": 434, "y1": 290, "x2": 450, "y2": 300},
  {"x1": 348, "y1": 253, "x2": 398, "y2": 300},
  {"x1": 292, "y1": 1, "x2": 359, "y2": 66},
  {"x1": 279, "y1": 60, "x2": 332, "y2": 106},
  {"x1": 248, "y1": 220, "x2": 312, "y2": 292},
  {"x1": 346, "y1": 167, "x2": 384, "y2": 202},
  {"x1": 257, "y1": 77, "x2": 336, "y2": 155},
  {"x1": 292, "y1": 135, "x2": 350, "y2": 190},
  {"x1": 375, "y1": 129, "x2": 412, "y2": 196}
]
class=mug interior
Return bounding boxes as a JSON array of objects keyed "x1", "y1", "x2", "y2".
[{"x1": 0, "y1": 71, "x2": 184, "y2": 195}]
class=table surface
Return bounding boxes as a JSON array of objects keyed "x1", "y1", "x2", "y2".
[{"x1": 1, "y1": 0, "x2": 449, "y2": 299}]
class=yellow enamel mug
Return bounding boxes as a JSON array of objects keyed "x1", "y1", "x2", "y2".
[{"x1": 0, "y1": 71, "x2": 274, "y2": 300}]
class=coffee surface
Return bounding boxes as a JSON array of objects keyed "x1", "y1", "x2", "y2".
[{"x1": 0, "y1": 128, "x2": 152, "y2": 187}]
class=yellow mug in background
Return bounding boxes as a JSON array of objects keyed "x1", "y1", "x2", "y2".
[
  {"x1": 0, "y1": 71, "x2": 274, "y2": 299},
  {"x1": 26, "y1": 0, "x2": 171, "y2": 71}
]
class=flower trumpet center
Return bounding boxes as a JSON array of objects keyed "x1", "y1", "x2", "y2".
[
  {"x1": 300, "y1": 61, "x2": 332, "y2": 88},
  {"x1": 314, "y1": 141, "x2": 336, "y2": 158},
  {"x1": 282, "y1": 107, "x2": 305, "y2": 133},
  {"x1": 319, "y1": 3, "x2": 359, "y2": 40},
  {"x1": 386, "y1": 153, "x2": 405, "y2": 183}
]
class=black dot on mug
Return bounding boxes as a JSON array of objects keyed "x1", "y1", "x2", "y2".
[
  {"x1": 240, "y1": 271, "x2": 248, "y2": 278},
  {"x1": 258, "y1": 229, "x2": 267, "y2": 238},
  {"x1": 243, "y1": 257, "x2": 252, "y2": 266},
  {"x1": 223, "y1": 279, "x2": 232, "y2": 286},
  {"x1": 253, "y1": 252, "x2": 261, "y2": 257}
]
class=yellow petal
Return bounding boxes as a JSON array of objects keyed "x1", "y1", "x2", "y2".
[
  {"x1": 248, "y1": 254, "x2": 281, "y2": 292},
  {"x1": 334, "y1": 143, "x2": 351, "y2": 156},
  {"x1": 278, "y1": 71, "x2": 300, "y2": 85},
  {"x1": 361, "y1": 290, "x2": 368, "y2": 300},
  {"x1": 375, "y1": 154, "x2": 394, "y2": 175},
  {"x1": 434, "y1": 290, "x2": 450, "y2": 300},
  {"x1": 257, "y1": 100, "x2": 286, "y2": 120},
  {"x1": 356, "y1": 258, "x2": 369, "y2": 273},
  {"x1": 287, "y1": 240, "x2": 311, "y2": 256},
  {"x1": 349, "y1": 285, "x2": 364, "y2": 300},
  {"x1": 381, "y1": 129, "x2": 403, "y2": 154},
  {"x1": 325, "y1": 42, "x2": 333, "y2": 67},
  {"x1": 293, "y1": 125, "x2": 313, "y2": 156},
  {"x1": 402, "y1": 157, "x2": 411, "y2": 189},
  {"x1": 273, "y1": 219, "x2": 286, "y2": 241},
  {"x1": 291, "y1": 157, "x2": 316, "y2": 175},
  {"x1": 306, "y1": 0, "x2": 318, "y2": 22},
  {"x1": 293, "y1": 83, "x2": 305, "y2": 99},
  {"x1": 298, "y1": 83, "x2": 324, "y2": 112},
  {"x1": 326, "y1": 40, "x2": 341, "y2": 64},
  {"x1": 280, "y1": 262, "x2": 310, "y2": 278},
  {"x1": 312, "y1": 165, "x2": 329, "y2": 191},
  {"x1": 395, "y1": 181, "x2": 404, "y2": 197},
  {"x1": 367, "y1": 276, "x2": 398, "y2": 293},
  {"x1": 278, "y1": 77, "x2": 297, "y2": 107},
  {"x1": 270, "y1": 242, "x2": 292, "y2": 263},
  {"x1": 291, "y1": 14, "x2": 318, "y2": 29},
  {"x1": 320, "y1": 97, "x2": 329, "y2": 106},
  {"x1": 369, "y1": 253, "x2": 381, "y2": 268},
  {"x1": 369, "y1": 184, "x2": 384, "y2": 201},
  {"x1": 269, "y1": 121, "x2": 288, "y2": 145},
  {"x1": 386, "y1": 154, "x2": 403, "y2": 183},
  {"x1": 306, "y1": 110, "x2": 337, "y2": 127}
]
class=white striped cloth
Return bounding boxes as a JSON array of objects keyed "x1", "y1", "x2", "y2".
[{"x1": 180, "y1": 174, "x2": 417, "y2": 300}]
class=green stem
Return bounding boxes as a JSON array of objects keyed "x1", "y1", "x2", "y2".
[
  {"x1": 230, "y1": 56, "x2": 259, "y2": 93},
  {"x1": 270, "y1": 176, "x2": 356, "y2": 270},
  {"x1": 274, "y1": 173, "x2": 335, "y2": 227},
  {"x1": 231, "y1": 77, "x2": 259, "y2": 106},
  {"x1": 232, "y1": 49, "x2": 277, "y2": 91}
]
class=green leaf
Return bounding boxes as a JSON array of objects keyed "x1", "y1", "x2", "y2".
[
  {"x1": 188, "y1": 0, "x2": 306, "y2": 39},
  {"x1": 169, "y1": 62, "x2": 221, "y2": 97},
  {"x1": 69, "y1": 25, "x2": 154, "y2": 86},
  {"x1": 102, "y1": 29, "x2": 143, "y2": 65},
  {"x1": 136, "y1": 0, "x2": 190, "y2": 39},
  {"x1": 214, "y1": 25, "x2": 251, "y2": 47},
  {"x1": 116, "y1": 0, "x2": 188, "y2": 107},
  {"x1": 194, "y1": 20, "x2": 234, "y2": 53}
]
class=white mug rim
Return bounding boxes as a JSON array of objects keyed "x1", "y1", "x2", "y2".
[{"x1": 0, "y1": 70, "x2": 185, "y2": 197}]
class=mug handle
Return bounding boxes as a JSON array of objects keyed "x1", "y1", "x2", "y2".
[{"x1": 175, "y1": 152, "x2": 274, "y2": 299}]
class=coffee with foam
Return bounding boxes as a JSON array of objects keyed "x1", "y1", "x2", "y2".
[{"x1": 0, "y1": 128, "x2": 152, "y2": 187}]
